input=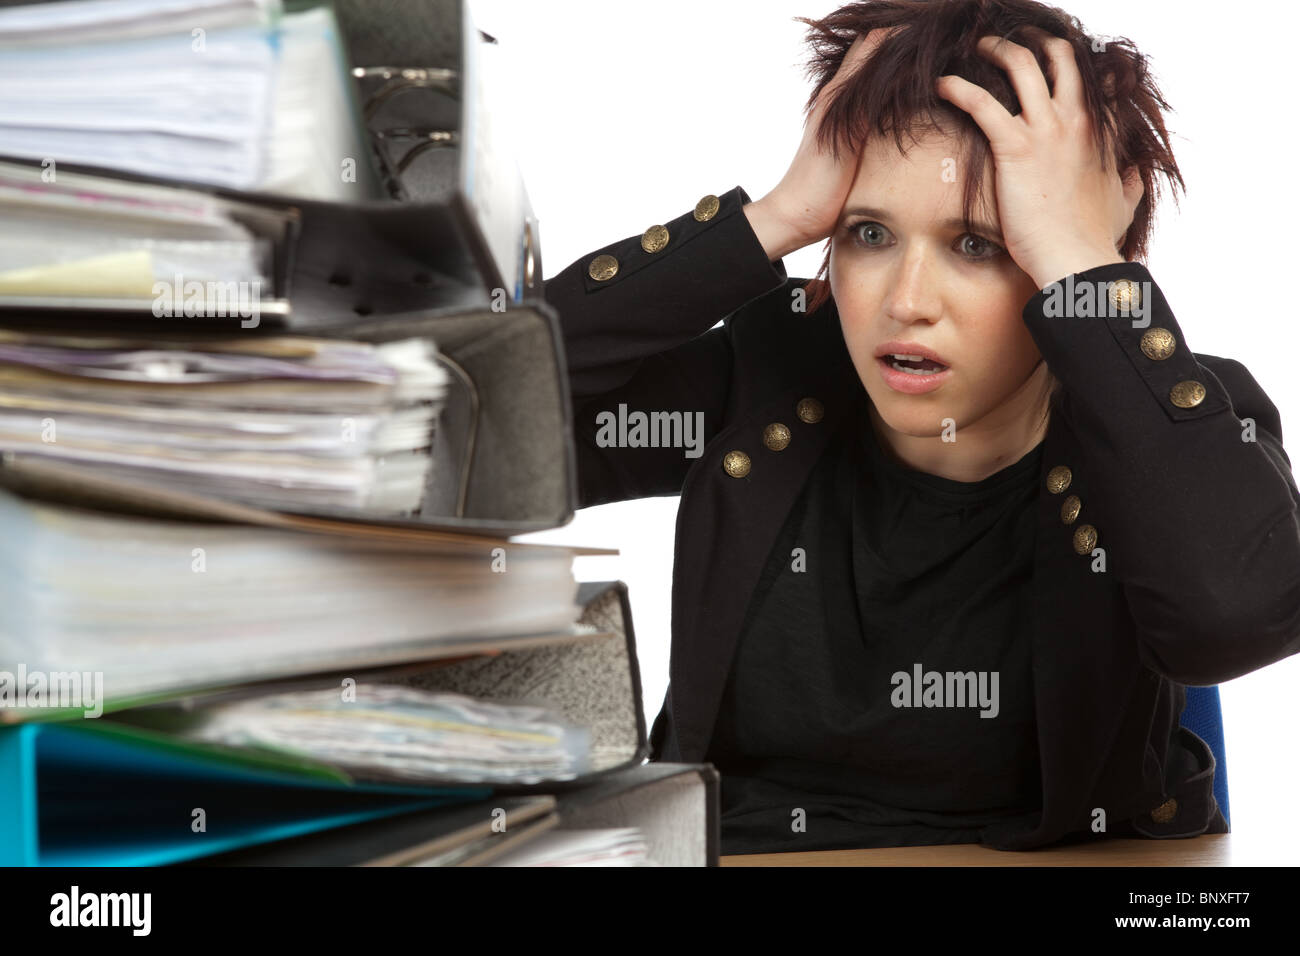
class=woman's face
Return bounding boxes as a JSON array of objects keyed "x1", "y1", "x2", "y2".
[{"x1": 830, "y1": 123, "x2": 1046, "y2": 443}]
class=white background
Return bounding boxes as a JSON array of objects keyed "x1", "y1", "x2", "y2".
[{"x1": 471, "y1": 0, "x2": 1300, "y2": 857}]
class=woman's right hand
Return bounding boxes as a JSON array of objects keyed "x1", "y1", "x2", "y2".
[{"x1": 744, "y1": 29, "x2": 893, "y2": 261}]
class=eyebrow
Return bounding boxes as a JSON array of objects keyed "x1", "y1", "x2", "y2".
[{"x1": 840, "y1": 205, "x2": 1004, "y2": 243}]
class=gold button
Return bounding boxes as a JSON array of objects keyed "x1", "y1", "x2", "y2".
[
  {"x1": 796, "y1": 397, "x2": 824, "y2": 424},
  {"x1": 588, "y1": 254, "x2": 619, "y2": 281},
  {"x1": 1170, "y1": 380, "x2": 1206, "y2": 409},
  {"x1": 1140, "y1": 327, "x2": 1176, "y2": 361},
  {"x1": 641, "y1": 225, "x2": 669, "y2": 253},
  {"x1": 1060, "y1": 495, "x2": 1081, "y2": 525},
  {"x1": 694, "y1": 194, "x2": 720, "y2": 222},
  {"x1": 722, "y1": 450, "x2": 751, "y2": 478},
  {"x1": 762, "y1": 423, "x2": 791, "y2": 451},
  {"x1": 1072, "y1": 523, "x2": 1098, "y2": 555},
  {"x1": 1045, "y1": 465, "x2": 1072, "y2": 494},
  {"x1": 1109, "y1": 278, "x2": 1142, "y2": 312},
  {"x1": 1150, "y1": 797, "x2": 1178, "y2": 824}
]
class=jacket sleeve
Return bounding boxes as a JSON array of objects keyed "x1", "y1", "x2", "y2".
[
  {"x1": 541, "y1": 185, "x2": 788, "y2": 506},
  {"x1": 1022, "y1": 260, "x2": 1300, "y2": 684}
]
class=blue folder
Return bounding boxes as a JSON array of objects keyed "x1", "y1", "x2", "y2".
[{"x1": 0, "y1": 720, "x2": 493, "y2": 866}]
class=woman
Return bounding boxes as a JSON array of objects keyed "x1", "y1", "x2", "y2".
[{"x1": 543, "y1": 0, "x2": 1300, "y2": 855}]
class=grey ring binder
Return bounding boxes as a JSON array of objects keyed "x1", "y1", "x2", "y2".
[{"x1": 0, "y1": 0, "x2": 573, "y2": 533}]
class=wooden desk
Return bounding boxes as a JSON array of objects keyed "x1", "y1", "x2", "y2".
[{"x1": 721, "y1": 833, "x2": 1275, "y2": 866}]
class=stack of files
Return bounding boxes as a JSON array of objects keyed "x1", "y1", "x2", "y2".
[
  {"x1": 0, "y1": 0, "x2": 545, "y2": 323},
  {"x1": 0, "y1": 0, "x2": 576, "y2": 533},
  {"x1": 0, "y1": 718, "x2": 495, "y2": 867},
  {"x1": 0, "y1": 327, "x2": 452, "y2": 512},
  {"x1": 192, "y1": 764, "x2": 719, "y2": 867},
  {"x1": 0, "y1": 0, "x2": 721, "y2": 868},
  {"x1": 0, "y1": 0, "x2": 377, "y2": 200},
  {"x1": 0, "y1": 328, "x2": 449, "y2": 514},
  {"x1": 0, "y1": 278, "x2": 578, "y2": 535},
  {"x1": 0, "y1": 469, "x2": 610, "y2": 711},
  {"x1": 0, "y1": 270, "x2": 576, "y2": 538},
  {"x1": 0, "y1": 582, "x2": 684, "y2": 866},
  {"x1": 190, "y1": 586, "x2": 718, "y2": 866},
  {"x1": 0, "y1": 160, "x2": 293, "y2": 313},
  {"x1": 130, "y1": 684, "x2": 596, "y2": 786}
]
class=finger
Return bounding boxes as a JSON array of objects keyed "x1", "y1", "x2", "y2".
[
  {"x1": 1019, "y1": 26, "x2": 1084, "y2": 108},
  {"x1": 810, "y1": 29, "x2": 894, "y2": 154},
  {"x1": 831, "y1": 32, "x2": 870, "y2": 88},
  {"x1": 934, "y1": 73, "x2": 1019, "y2": 143},
  {"x1": 808, "y1": 35, "x2": 864, "y2": 128},
  {"x1": 975, "y1": 34, "x2": 1052, "y2": 123},
  {"x1": 825, "y1": 28, "x2": 890, "y2": 96}
]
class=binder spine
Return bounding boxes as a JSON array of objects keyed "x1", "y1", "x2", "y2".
[{"x1": 0, "y1": 724, "x2": 39, "y2": 866}]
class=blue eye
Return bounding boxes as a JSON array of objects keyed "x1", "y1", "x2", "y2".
[
  {"x1": 847, "y1": 221, "x2": 1002, "y2": 260},
  {"x1": 851, "y1": 221, "x2": 892, "y2": 247},
  {"x1": 957, "y1": 234, "x2": 1003, "y2": 260}
]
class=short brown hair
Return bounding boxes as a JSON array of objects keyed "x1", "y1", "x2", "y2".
[{"x1": 794, "y1": 0, "x2": 1185, "y2": 317}]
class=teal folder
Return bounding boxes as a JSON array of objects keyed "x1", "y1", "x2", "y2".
[{"x1": 0, "y1": 720, "x2": 492, "y2": 867}]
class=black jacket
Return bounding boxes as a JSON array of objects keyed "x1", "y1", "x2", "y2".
[{"x1": 542, "y1": 185, "x2": 1300, "y2": 849}]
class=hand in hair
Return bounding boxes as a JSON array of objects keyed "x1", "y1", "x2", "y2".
[
  {"x1": 744, "y1": 28, "x2": 896, "y2": 262},
  {"x1": 934, "y1": 29, "x2": 1145, "y2": 290}
]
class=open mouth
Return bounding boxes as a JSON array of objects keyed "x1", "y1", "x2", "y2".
[{"x1": 883, "y1": 353, "x2": 949, "y2": 375}]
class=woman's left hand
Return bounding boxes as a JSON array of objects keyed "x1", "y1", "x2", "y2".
[{"x1": 934, "y1": 30, "x2": 1145, "y2": 290}]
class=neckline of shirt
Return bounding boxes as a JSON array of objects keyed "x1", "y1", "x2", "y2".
[{"x1": 854, "y1": 394, "x2": 1045, "y2": 500}]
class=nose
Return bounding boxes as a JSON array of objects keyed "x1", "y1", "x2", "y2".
[{"x1": 881, "y1": 243, "x2": 942, "y2": 326}]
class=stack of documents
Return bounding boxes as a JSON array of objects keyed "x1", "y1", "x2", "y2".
[
  {"x1": 0, "y1": 329, "x2": 447, "y2": 513},
  {"x1": 0, "y1": 488, "x2": 589, "y2": 706},
  {"x1": 0, "y1": 0, "x2": 374, "y2": 199},
  {"x1": 0, "y1": 160, "x2": 278, "y2": 303},
  {"x1": 0, "y1": 0, "x2": 686, "y2": 870},
  {"x1": 144, "y1": 684, "x2": 593, "y2": 785}
]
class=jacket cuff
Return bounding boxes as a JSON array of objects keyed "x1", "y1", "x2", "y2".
[
  {"x1": 1126, "y1": 727, "x2": 1222, "y2": 839},
  {"x1": 577, "y1": 185, "x2": 788, "y2": 301},
  {"x1": 1022, "y1": 261, "x2": 1231, "y2": 422}
]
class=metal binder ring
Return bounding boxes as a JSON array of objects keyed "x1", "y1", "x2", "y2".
[
  {"x1": 388, "y1": 132, "x2": 459, "y2": 175},
  {"x1": 355, "y1": 66, "x2": 459, "y2": 120},
  {"x1": 522, "y1": 220, "x2": 536, "y2": 290}
]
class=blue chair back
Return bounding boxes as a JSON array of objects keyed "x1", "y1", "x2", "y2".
[{"x1": 1179, "y1": 685, "x2": 1230, "y2": 829}]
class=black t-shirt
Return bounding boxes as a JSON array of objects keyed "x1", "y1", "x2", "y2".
[{"x1": 709, "y1": 388, "x2": 1046, "y2": 855}]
